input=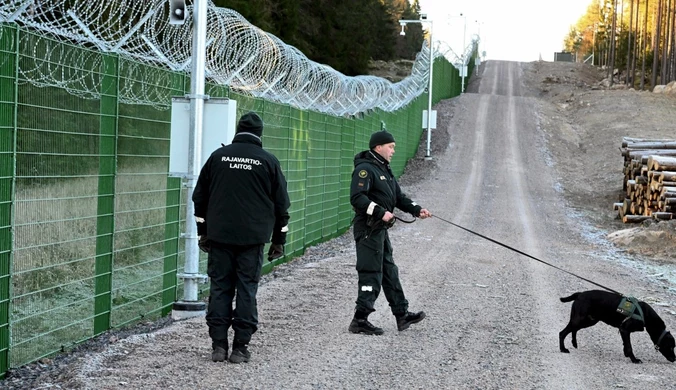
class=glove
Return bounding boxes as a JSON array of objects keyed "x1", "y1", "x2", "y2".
[
  {"x1": 267, "y1": 244, "x2": 284, "y2": 261},
  {"x1": 198, "y1": 236, "x2": 210, "y2": 253}
]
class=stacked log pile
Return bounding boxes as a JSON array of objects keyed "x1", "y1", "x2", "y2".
[{"x1": 616, "y1": 137, "x2": 676, "y2": 223}]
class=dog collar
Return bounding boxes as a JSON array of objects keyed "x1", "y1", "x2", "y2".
[{"x1": 655, "y1": 329, "x2": 670, "y2": 350}]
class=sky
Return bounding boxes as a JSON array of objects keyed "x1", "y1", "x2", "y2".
[{"x1": 417, "y1": 0, "x2": 592, "y2": 62}]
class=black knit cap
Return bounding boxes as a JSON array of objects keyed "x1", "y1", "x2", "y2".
[
  {"x1": 236, "y1": 111, "x2": 264, "y2": 138},
  {"x1": 369, "y1": 130, "x2": 396, "y2": 149}
]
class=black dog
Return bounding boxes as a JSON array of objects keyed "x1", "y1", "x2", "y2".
[{"x1": 559, "y1": 290, "x2": 676, "y2": 363}]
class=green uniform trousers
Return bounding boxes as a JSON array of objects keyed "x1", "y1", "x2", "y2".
[
  {"x1": 206, "y1": 242, "x2": 263, "y2": 346},
  {"x1": 354, "y1": 228, "x2": 408, "y2": 315}
]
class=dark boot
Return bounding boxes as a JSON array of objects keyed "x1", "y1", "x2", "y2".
[
  {"x1": 395, "y1": 311, "x2": 426, "y2": 331},
  {"x1": 211, "y1": 340, "x2": 228, "y2": 362},
  {"x1": 349, "y1": 309, "x2": 384, "y2": 335},
  {"x1": 229, "y1": 340, "x2": 251, "y2": 363},
  {"x1": 212, "y1": 347, "x2": 227, "y2": 362},
  {"x1": 349, "y1": 318, "x2": 385, "y2": 335}
]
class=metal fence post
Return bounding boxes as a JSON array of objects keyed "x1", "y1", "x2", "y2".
[
  {"x1": 93, "y1": 52, "x2": 119, "y2": 335},
  {"x1": 0, "y1": 22, "x2": 18, "y2": 379},
  {"x1": 162, "y1": 71, "x2": 186, "y2": 316}
]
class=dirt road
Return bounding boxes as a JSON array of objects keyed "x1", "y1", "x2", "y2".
[{"x1": 18, "y1": 61, "x2": 676, "y2": 389}]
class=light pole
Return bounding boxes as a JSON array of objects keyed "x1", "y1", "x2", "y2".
[
  {"x1": 474, "y1": 20, "x2": 483, "y2": 76},
  {"x1": 399, "y1": 16, "x2": 434, "y2": 159},
  {"x1": 461, "y1": 16, "x2": 466, "y2": 92},
  {"x1": 173, "y1": 0, "x2": 208, "y2": 319}
]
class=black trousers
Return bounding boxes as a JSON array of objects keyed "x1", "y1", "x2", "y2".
[
  {"x1": 206, "y1": 242, "x2": 264, "y2": 346},
  {"x1": 354, "y1": 228, "x2": 408, "y2": 316}
]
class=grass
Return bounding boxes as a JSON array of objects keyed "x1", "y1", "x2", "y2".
[{"x1": 10, "y1": 169, "x2": 178, "y2": 366}]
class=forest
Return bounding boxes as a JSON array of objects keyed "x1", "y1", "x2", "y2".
[
  {"x1": 210, "y1": 0, "x2": 426, "y2": 76},
  {"x1": 564, "y1": 0, "x2": 676, "y2": 88}
]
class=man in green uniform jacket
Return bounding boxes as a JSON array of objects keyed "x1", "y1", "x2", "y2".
[{"x1": 348, "y1": 129, "x2": 432, "y2": 335}]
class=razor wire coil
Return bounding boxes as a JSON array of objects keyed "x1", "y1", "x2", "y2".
[{"x1": 1, "y1": 0, "x2": 477, "y2": 115}]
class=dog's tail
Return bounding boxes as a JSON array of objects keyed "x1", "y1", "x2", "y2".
[{"x1": 560, "y1": 293, "x2": 581, "y2": 303}]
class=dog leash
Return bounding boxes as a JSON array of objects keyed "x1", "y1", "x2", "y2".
[
  {"x1": 395, "y1": 215, "x2": 416, "y2": 223},
  {"x1": 427, "y1": 216, "x2": 675, "y2": 350},
  {"x1": 431, "y1": 215, "x2": 623, "y2": 296}
]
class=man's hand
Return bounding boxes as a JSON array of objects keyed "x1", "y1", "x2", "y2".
[
  {"x1": 382, "y1": 211, "x2": 394, "y2": 222},
  {"x1": 268, "y1": 244, "x2": 284, "y2": 261},
  {"x1": 198, "y1": 236, "x2": 210, "y2": 253},
  {"x1": 418, "y1": 209, "x2": 432, "y2": 219}
]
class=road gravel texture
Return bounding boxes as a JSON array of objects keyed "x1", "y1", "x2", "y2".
[{"x1": 6, "y1": 60, "x2": 676, "y2": 389}]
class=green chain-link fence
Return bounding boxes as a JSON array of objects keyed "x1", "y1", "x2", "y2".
[{"x1": 0, "y1": 23, "x2": 470, "y2": 377}]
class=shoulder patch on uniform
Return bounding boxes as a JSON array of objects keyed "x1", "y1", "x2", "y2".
[{"x1": 358, "y1": 170, "x2": 368, "y2": 178}]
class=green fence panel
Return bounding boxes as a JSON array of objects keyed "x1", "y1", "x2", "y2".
[
  {"x1": 406, "y1": 102, "x2": 418, "y2": 158},
  {"x1": 234, "y1": 92, "x2": 264, "y2": 119},
  {"x1": 11, "y1": 31, "x2": 103, "y2": 367},
  {"x1": 162, "y1": 72, "x2": 187, "y2": 316},
  {"x1": 381, "y1": 110, "x2": 407, "y2": 176},
  {"x1": 0, "y1": 23, "x2": 18, "y2": 379},
  {"x1": 339, "y1": 117, "x2": 355, "y2": 231},
  {"x1": 162, "y1": 172, "x2": 181, "y2": 316},
  {"x1": 112, "y1": 59, "x2": 177, "y2": 328},
  {"x1": 206, "y1": 81, "x2": 230, "y2": 101},
  {"x1": 305, "y1": 111, "x2": 325, "y2": 246},
  {"x1": 354, "y1": 114, "x2": 370, "y2": 156},
  {"x1": 322, "y1": 115, "x2": 342, "y2": 238},
  {"x1": 365, "y1": 112, "x2": 380, "y2": 145},
  {"x1": 261, "y1": 100, "x2": 291, "y2": 270},
  {"x1": 467, "y1": 49, "x2": 477, "y2": 86},
  {"x1": 285, "y1": 107, "x2": 308, "y2": 258},
  {"x1": 262, "y1": 101, "x2": 290, "y2": 164},
  {"x1": 398, "y1": 110, "x2": 412, "y2": 173},
  {"x1": 433, "y1": 57, "x2": 449, "y2": 101},
  {"x1": 449, "y1": 60, "x2": 460, "y2": 98}
]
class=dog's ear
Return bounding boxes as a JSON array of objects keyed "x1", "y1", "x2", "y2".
[
  {"x1": 657, "y1": 331, "x2": 676, "y2": 363},
  {"x1": 665, "y1": 332, "x2": 676, "y2": 348}
]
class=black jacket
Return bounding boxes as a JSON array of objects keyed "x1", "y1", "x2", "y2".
[
  {"x1": 350, "y1": 150, "x2": 422, "y2": 233},
  {"x1": 193, "y1": 133, "x2": 290, "y2": 245}
]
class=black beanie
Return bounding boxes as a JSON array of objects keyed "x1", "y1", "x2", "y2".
[
  {"x1": 236, "y1": 111, "x2": 264, "y2": 138},
  {"x1": 369, "y1": 130, "x2": 396, "y2": 149}
]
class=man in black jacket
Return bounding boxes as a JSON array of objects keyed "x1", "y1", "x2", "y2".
[
  {"x1": 193, "y1": 111, "x2": 290, "y2": 363},
  {"x1": 348, "y1": 129, "x2": 431, "y2": 335}
]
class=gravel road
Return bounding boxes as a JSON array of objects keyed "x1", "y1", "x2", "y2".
[{"x1": 8, "y1": 60, "x2": 676, "y2": 389}]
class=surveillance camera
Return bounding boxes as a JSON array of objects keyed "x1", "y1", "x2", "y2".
[
  {"x1": 169, "y1": 0, "x2": 187, "y2": 25},
  {"x1": 421, "y1": 13, "x2": 427, "y2": 20}
]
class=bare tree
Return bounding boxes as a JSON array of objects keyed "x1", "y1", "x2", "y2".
[
  {"x1": 641, "y1": 0, "x2": 650, "y2": 89},
  {"x1": 632, "y1": 0, "x2": 641, "y2": 85},
  {"x1": 626, "y1": 0, "x2": 635, "y2": 85},
  {"x1": 652, "y1": 0, "x2": 663, "y2": 88},
  {"x1": 660, "y1": 0, "x2": 670, "y2": 82},
  {"x1": 667, "y1": 0, "x2": 675, "y2": 81},
  {"x1": 609, "y1": 0, "x2": 618, "y2": 85}
]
